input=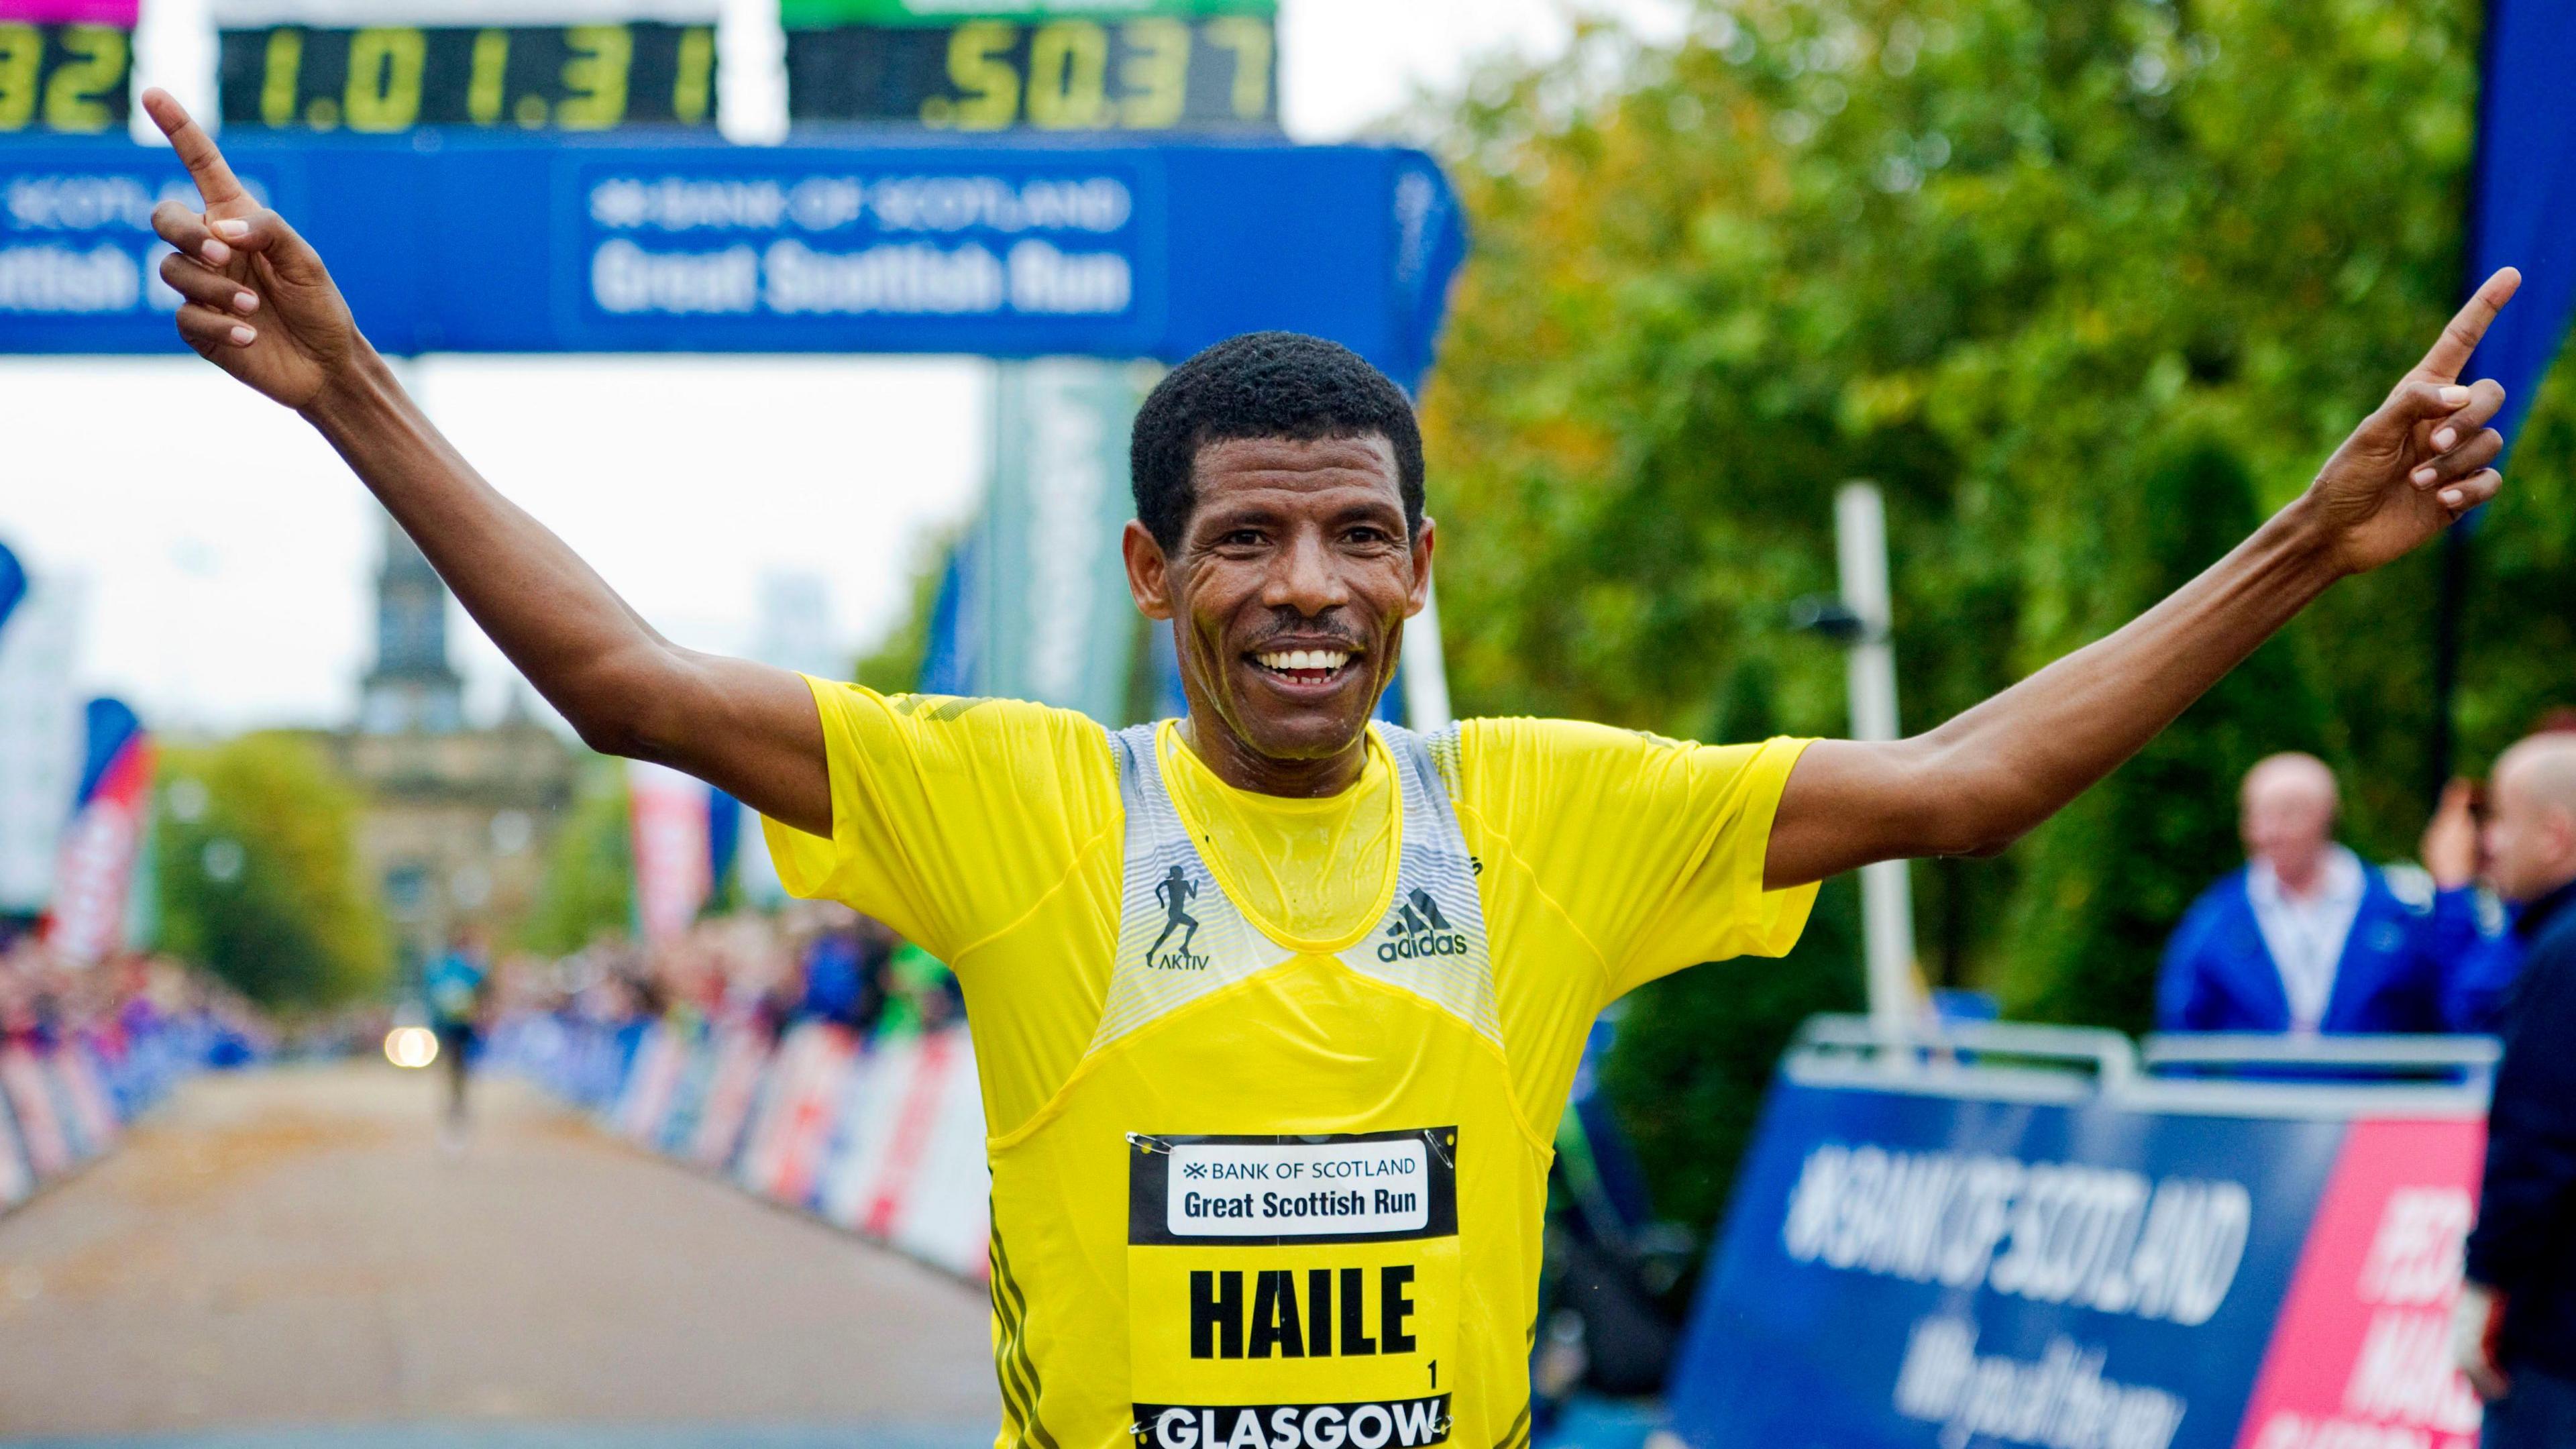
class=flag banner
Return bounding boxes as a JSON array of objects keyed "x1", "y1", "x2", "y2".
[
  {"x1": 627, "y1": 759, "x2": 712, "y2": 943},
  {"x1": 917, "y1": 537, "x2": 983, "y2": 696},
  {"x1": 732, "y1": 792, "x2": 788, "y2": 908},
  {"x1": 44, "y1": 696, "x2": 149, "y2": 967},
  {"x1": 0, "y1": 539, "x2": 22, "y2": 645},
  {"x1": 1668, "y1": 1072, "x2": 2491, "y2": 1449},
  {"x1": 971, "y1": 357, "x2": 1148, "y2": 721},
  {"x1": 706, "y1": 783, "x2": 741, "y2": 894},
  {"x1": 0, "y1": 570, "x2": 80, "y2": 914},
  {"x1": 2469, "y1": 0, "x2": 2576, "y2": 450}
]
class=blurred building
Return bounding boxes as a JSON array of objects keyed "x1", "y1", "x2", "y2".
[
  {"x1": 358, "y1": 524, "x2": 465, "y2": 735},
  {"x1": 335, "y1": 515, "x2": 578, "y2": 973}
]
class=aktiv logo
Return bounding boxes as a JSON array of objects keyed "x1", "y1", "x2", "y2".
[
  {"x1": 1378, "y1": 889, "x2": 1468, "y2": 963},
  {"x1": 1147, "y1": 864, "x2": 1210, "y2": 971}
]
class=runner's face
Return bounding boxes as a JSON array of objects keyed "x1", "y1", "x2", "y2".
[{"x1": 1154, "y1": 435, "x2": 1430, "y2": 773}]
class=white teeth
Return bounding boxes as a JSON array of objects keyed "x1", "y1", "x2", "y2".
[{"x1": 1256, "y1": 649, "x2": 1352, "y2": 674}]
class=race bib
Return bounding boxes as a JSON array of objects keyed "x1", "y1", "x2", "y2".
[{"x1": 1126, "y1": 1128, "x2": 1461, "y2": 1449}]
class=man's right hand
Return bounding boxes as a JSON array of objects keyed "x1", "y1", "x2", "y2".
[
  {"x1": 134, "y1": 84, "x2": 832, "y2": 837},
  {"x1": 2422, "y1": 778, "x2": 2483, "y2": 892},
  {"x1": 142, "y1": 88, "x2": 361, "y2": 411}
]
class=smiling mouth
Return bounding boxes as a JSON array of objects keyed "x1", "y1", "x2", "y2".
[{"x1": 1248, "y1": 647, "x2": 1358, "y2": 687}]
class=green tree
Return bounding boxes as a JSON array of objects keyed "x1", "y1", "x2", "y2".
[
  {"x1": 1411, "y1": 0, "x2": 2574, "y2": 1232},
  {"x1": 156, "y1": 733, "x2": 390, "y2": 1009},
  {"x1": 521, "y1": 756, "x2": 635, "y2": 955},
  {"x1": 1999, "y1": 437, "x2": 2330, "y2": 1027}
]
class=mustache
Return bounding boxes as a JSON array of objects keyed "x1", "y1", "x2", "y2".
[{"x1": 1243, "y1": 611, "x2": 1368, "y2": 653}]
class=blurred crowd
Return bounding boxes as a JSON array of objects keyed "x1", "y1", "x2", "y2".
[
  {"x1": 2142, "y1": 717, "x2": 2576, "y2": 1432},
  {"x1": 0, "y1": 928, "x2": 270, "y2": 1070},
  {"x1": 2155, "y1": 710, "x2": 2576, "y2": 1039},
  {"x1": 483, "y1": 902, "x2": 962, "y2": 1051}
]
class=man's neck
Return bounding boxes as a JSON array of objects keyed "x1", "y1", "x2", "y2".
[
  {"x1": 2264, "y1": 847, "x2": 2346, "y2": 902},
  {"x1": 2274, "y1": 865, "x2": 2325, "y2": 900},
  {"x1": 1177, "y1": 714, "x2": 1371, "y2": 799},
  {"x1": 2515, "y1": 871, "x2": 2576, "y2": 938}
]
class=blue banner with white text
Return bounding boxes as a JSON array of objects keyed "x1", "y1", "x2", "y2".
[
  {"x1": 0, "y1": 136, "x2": 1464, "y2": 384},
  {"x1": 1668, "y1": 1082, "x2": 2345, "y2": 1449}
]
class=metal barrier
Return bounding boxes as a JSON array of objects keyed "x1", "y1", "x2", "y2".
[
  {"x1": 1784, "y1": 1014, "x2": 2134, "y2": 1104},
  {"x1": 1785, "y1": 1013, "x2": 2497, "y2": 1120},
  {"x1": 2140, "y1": 1030, "x2": 2500, "y2": 1076},
  {"x1": 2130, "y1": 1030, "x2": 2498, "y2": 1121},
  {"x1": 496, "y1": 1015, "x2": 991, "y2": 1282}
]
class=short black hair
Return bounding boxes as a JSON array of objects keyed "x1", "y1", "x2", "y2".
[{"x1": 1130, "y1": 331, "x2": 1425, "y2": 551}]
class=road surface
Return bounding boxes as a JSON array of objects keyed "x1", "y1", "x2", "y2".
[{"x1": 0, "y1": 1063, "x2": 1000, "y2": 1448}]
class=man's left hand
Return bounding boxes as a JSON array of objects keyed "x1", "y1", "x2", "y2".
[
  {"x1": 2453, "y1": 1280, "x2": 2512, "y2": 1402},
  {"x1": 2306, "y1": 267, "x2": 2521, "y2": 577}
]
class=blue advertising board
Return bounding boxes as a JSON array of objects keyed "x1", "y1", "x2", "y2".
[
  {"x1": 0, "y1": 133, "x2": 1465, "y2": 384},
  {"x1": 1668, "y1": 1079, "x2": 2346, "y2": 1449}
]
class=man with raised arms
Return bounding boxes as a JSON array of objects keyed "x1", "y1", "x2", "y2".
[{"x1": 130, "y1": 87, "x2": 2520, "y2": 1449}]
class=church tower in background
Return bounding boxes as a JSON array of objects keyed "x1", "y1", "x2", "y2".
[
  {"x1": 358, "y1": 514, "x2": 464, "y2": 735},
  {"x1": 337, "y1": 508, "x2": 573, "y2": 971}
]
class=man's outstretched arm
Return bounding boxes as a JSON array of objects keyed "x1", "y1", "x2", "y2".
[
  {"x1": 1764, "y1": 267, "x2": 2522, "y2": 892},
  {"x1": 139, "y1": 89, "x2": 830, "y2": 835}
]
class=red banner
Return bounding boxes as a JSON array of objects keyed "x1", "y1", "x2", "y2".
[
  {"x1": 627, "y1": 761, "x2": 711, "y2": 945},
  {"x1": 2237, "y1": 1117, "x2": 2489, "y2": 1449}
]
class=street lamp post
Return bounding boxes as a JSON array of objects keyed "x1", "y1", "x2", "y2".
[{"x1": 1808, "y1": 483, "x2": 1919, "y2": 1040}]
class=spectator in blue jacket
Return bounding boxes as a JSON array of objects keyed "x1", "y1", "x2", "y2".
[
  {"x1": 2452, "y1": 733, "x2": 2576, "y2": 1444},
  {"x1": 2158, "y1": 753, "x2": 2461, "y2": 1034}
]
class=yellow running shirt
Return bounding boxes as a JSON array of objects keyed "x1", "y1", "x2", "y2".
[{"x1": 762, "y1": 681, "x2": 1816, "y2": 1449}]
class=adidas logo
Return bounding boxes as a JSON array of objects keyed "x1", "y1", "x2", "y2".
[{"x1": 1377, "y1": 888, "x2": 1470, "y2": 963}]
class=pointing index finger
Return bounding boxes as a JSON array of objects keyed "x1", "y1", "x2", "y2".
[
  {"x1": 2415, "y1": 266, "x2": 2522, "y2": 383},
  {"x1": 140, "y1": 88, "x2": 248, "y2": 207}
]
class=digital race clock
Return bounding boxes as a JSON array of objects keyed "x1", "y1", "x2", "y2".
[
  {"x1": 783, "y1": 0, "x2": 1277, "y2": 133},
  {"x1": 212, "y1": 0, "x2": 718, "y2": 131},
  {"x1": 0, "y1": 0, "x2": 134, "y2": 136}
]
